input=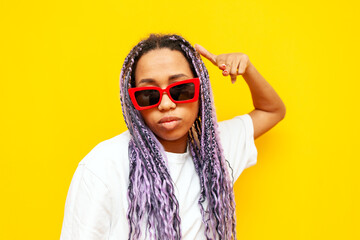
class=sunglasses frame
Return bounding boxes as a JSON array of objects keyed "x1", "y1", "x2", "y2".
[{"x1": 128, "y1": 78, "x2": 200, "y2": 110}]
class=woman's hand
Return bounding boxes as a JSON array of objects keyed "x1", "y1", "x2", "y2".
[
  {"x1": 194, "y1": 43, "x2": 286, "y2": 140},
  {"x1": 194, "y1": 44, "x2": 250, "y2": 84}
]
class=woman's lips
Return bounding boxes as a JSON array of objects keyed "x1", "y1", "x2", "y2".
[{"x1": 158, "y1": 116, "x2": 181, "y2": 130}]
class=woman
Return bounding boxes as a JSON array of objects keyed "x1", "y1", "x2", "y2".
[{"x1": 60, "y1": 33, "x2": 286, "y2": 240}]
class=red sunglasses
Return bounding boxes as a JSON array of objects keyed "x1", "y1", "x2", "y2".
[{"x1": 128, "y1": 78, "x2": 200, "y2": 110}]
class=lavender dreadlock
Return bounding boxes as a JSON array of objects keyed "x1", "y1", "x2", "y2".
[{"x1": 120, "y1": 34, "x2": 237, "y2": 240}]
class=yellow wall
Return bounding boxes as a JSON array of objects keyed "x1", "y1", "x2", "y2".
[{"x1": 1, "y1": 0, "x2": 359, "y2": 239}]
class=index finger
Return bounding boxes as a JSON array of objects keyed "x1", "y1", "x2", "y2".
[{"x1": 194, "y1": 44, "x2": 217, "y2": 65}]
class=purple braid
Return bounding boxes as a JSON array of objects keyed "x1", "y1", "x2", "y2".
[{"x1": 120, "y1": 34, "x2": 236, "y2": 240}]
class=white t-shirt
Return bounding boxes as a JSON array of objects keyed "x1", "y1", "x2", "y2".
[{"x1": 60, "y1": 114, "x2": 257, "y2": 240}]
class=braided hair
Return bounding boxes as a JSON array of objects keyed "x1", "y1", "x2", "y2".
[{"x1": 120, "y1": 34, "x2": 236, "y2": 240}]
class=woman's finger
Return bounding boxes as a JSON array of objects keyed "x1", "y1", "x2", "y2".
[
  {"x1": 229, "y1": 60, "x2": 240, "y2": 84},
  {"x1": 222, "y1": 69, "x2": 229, "y2": 76},
  {"x1": 230, "y1": 74, "x2": 237, "y2": 84},
  {"x1": 229, "y1": 60, "x2": 239, "y2": 76},
  {"x1": 194, "y1": 44, "x2": 218, "y2": 66},
  {"x1": 219, "y1": 63, "x2": 227, "y2": 70},
  {"x1": 238, "y1": 55, "x2": 249, "y2": 75},
  {"x1": 222, "y1": 63, "x2": 231, "y2": 77}
]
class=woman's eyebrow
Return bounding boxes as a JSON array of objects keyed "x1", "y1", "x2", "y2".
[
  {"x1": 138, "y1": 74, "x2": 189, "y2": 85},
  {"x1": 138, "y1": 78, "x2": 155, "y2": 85},
  {"x1": 168, "y1": 73, "x2": 189, "y2": 81}
]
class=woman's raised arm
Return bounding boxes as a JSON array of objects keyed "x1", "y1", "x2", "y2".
[{"x1": 194, "y1": 44, "x2": 286, "y2": 139}]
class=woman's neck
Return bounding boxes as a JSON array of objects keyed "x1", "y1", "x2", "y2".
[{"x1": 157, "y1": 134, "x2": 188, "y2": 153}]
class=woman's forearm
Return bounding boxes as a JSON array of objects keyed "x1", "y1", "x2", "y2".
[{"x1": 243, "y1": 61, "x2": 286, "y2": 117}]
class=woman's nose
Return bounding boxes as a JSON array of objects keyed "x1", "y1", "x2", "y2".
[{"x1": 158, "y1": 93, "x2": 176, "y2": 111}]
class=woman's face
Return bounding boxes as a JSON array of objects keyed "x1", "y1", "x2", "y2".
[{"x1": 134, "y1": 48, "x2": 199, "y2": 153}]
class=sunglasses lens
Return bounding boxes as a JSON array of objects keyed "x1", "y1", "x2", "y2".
[
  {"x1": 169, "y1": 83, "x2": 195, "y2": 101},
  {"x1": 135, "y1": 89, "x2": 160, "y2": 107}
]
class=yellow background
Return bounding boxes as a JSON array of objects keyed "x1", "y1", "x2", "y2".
[{"x1": 1, "y1": 0, "x2": 359, "y2": 239}]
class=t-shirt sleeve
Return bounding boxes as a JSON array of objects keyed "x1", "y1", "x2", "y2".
[
  {"x1": 218, "y1": 114, "x2": 258, "y2": 182},
  {"x1": 60, "y1": 164, "x2": 112, "y2": 240}
]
